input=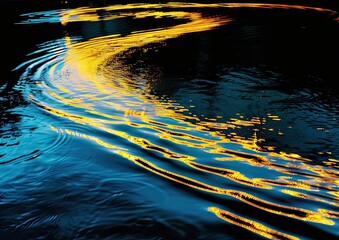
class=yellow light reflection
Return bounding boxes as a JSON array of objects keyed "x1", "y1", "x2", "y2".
[
  {"x1": 208, "y1": 206, "x2": 299, "y2": 240},
  {"x1": 282, "y1": 189, "x2": 339, "y2": 207}
]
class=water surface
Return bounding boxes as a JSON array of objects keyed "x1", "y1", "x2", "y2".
[{"x1": 1, "y1": 2, "x2": 339, "y2": 239}]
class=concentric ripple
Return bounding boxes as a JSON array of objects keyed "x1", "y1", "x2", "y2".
[{"x1": 4, "y1": 2, "x2": 339, "y2": 239}]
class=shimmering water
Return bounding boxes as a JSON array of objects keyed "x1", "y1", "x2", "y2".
[{"x1": 1, "y1": 1, "x2": 339, "y2": 239}]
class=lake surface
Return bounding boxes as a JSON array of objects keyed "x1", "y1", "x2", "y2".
[{"x1": 1, "y1": 1, "x2": 339, "y2": 239}]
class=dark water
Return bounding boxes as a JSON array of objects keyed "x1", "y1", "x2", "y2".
[{"x1": 1, "y1": 1, "x2": 339, "y2": 239}]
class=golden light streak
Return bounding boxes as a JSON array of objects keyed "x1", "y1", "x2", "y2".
[
  {"x1": 188, "y1": 161, "x2": 271, "y2": 189},
  {"x1": 55, "y1": 2, "x2": 338, "y2": 25},
  {"x1": 282, "y1": 189, "x2": 339, "y2": 207},
  {"x1": 208, "y1": 207, "x2": 299, "y2": 240}
]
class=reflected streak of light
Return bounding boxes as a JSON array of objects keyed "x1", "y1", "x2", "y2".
[
  {"x1": 208, "y1": 206, "x2": 299, "y2": 240},
  {"x1": 281, "y1": 189, "x2": 339, "y2": 207},
  {"x1": 188, "y1": 161, "x2": 271, "y2": 189},
  {"x1": 261, "y1": 179, "x2": 312, "y2": 191},
  {"x1": 318, "y1": 209, "x2": 339, "y2": 219},
  {"x1": 28, "y1": 3, "x2": 335, "y2": 25},
  {"x1": 328, "y1": 191, "x2": 339, "y2": 199}
]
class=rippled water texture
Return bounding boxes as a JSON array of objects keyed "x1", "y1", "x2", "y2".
[{"x1": 1, "y1": 2, "x2": 339, "y2": 239}]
